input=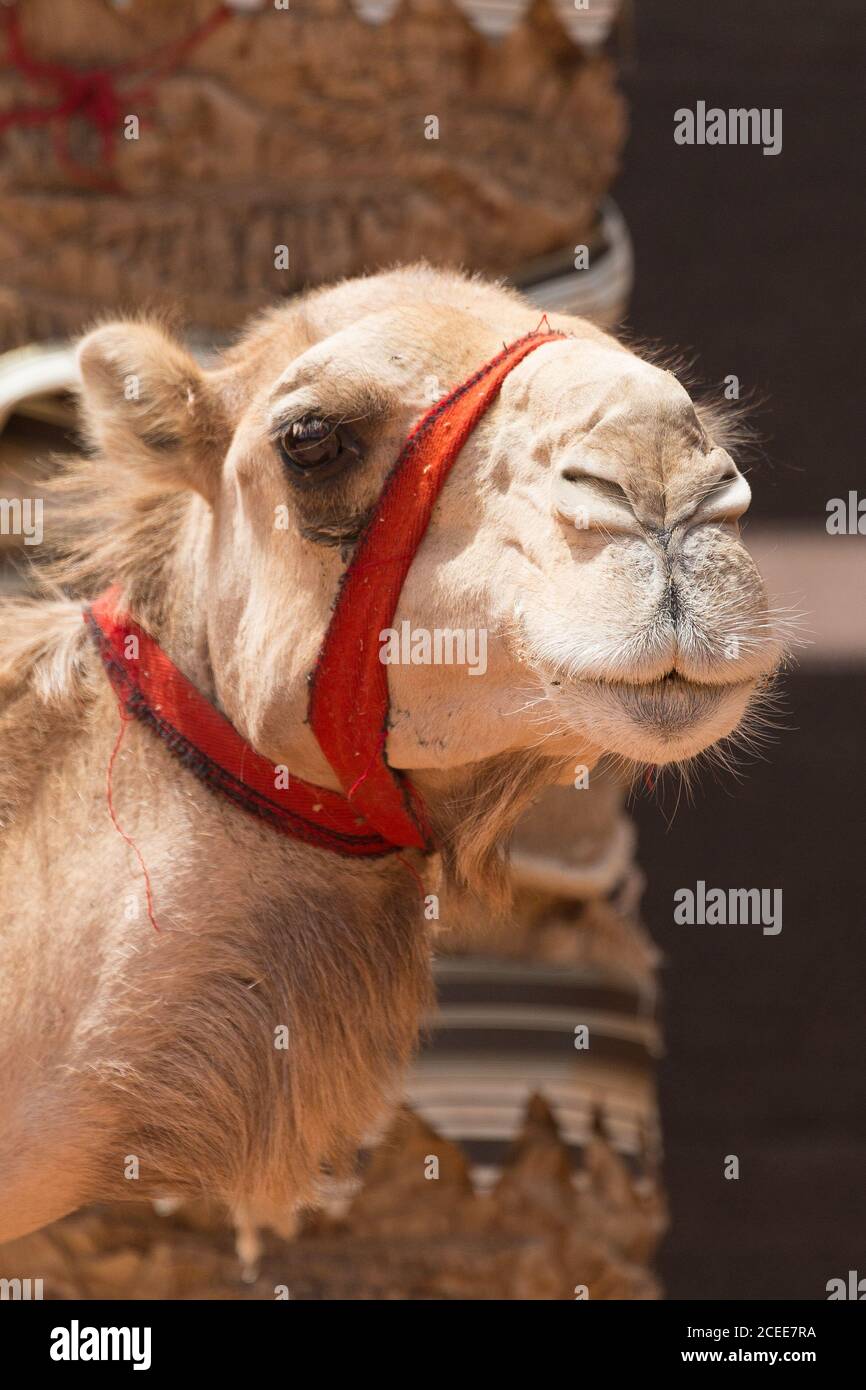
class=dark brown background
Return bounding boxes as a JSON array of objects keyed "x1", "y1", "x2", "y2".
[
  {"x1": 617, "y1": 0, "x2": 865, "y2": 1299},
  {"x1": 617, "y1": 0, "x2": 863, "y2": 526}
]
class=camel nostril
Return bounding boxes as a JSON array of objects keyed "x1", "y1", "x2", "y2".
[
  {"x1": 690, "y1": 468, "x2": 753, "y2": 526},
  {"x1": 559, "y1": 469, "x2": 631, "y2": 508},
  {"x1": 552, "y1": 468, "x2": 640, "y2": 535}
]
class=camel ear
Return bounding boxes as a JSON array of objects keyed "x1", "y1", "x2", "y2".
[{"x1": 76, "y1": 321, "x2": 228, "y2": 503}]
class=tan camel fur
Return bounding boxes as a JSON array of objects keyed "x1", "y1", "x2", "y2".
[{"x1": 0, "y1": 267, "x2": 781, "y2": 1241}]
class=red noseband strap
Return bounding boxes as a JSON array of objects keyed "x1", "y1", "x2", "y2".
[
  {"x1": 86, "y1": 328, "x2": 564, "y2": 857},
  {"x1": 308, "y1": 328, "x2": 565, "y2": 850}
]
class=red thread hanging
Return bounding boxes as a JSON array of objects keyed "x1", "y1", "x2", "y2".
[
  {"x1": 0, "y1": 2, "x2": 234, "y2": 188},
  {"x1": 396, "y1": 853, "x2": 428, "y2": 903},
  {"x1": 346, "y1": 728, "x2": 387, "y2": 802},
  {"x1": 105, "y1": 703, "x2": 161, "y2": 933}
]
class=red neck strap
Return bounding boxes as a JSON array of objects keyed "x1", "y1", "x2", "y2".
[
  {"x1": 86, "y1": 594, "x2": 397, "y2": 857},
  {"x1": 86, "y1": 329, "x2": 565, "y2": 857}
]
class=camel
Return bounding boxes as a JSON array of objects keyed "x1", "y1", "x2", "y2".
[{"x1": 0, "y1": 266, "x2": 782, "y2": 1245}]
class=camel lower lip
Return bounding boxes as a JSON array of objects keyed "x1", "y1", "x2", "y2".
[
  {"x1": 541, "y1": 667, "x2": 759, "y2": 762},
  {"x1": 594, "y1": 674, "x2": 739, "y2": 730}
]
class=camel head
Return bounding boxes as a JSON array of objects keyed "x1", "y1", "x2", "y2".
[{"x1": 75, "y1": 268, "x2": 781, "y2": 807}]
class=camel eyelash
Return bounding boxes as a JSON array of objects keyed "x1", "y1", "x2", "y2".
[{"x1": 273, "y1": 413, "x2": 365, "y2": 485}]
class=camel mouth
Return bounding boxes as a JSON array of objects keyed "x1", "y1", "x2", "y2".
[
  {"x1": 595, "y1": 669, "x2": 753, "y2": 694},
  {"x1": 543, "y1": 669, "x2": 760, "y2": 762},
  {"x1": 592, "y1": 671, "x2": 746, "y2": 733}
]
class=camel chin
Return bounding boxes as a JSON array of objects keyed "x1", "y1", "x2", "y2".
[{"x1": 547, "y1": 671, "x2": 759, "y2": 766}]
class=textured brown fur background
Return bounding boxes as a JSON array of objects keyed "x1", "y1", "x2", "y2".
[{"x1": 0, "y1": 0, "x2": 625, "y2": 344}]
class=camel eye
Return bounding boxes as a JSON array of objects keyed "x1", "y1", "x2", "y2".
[{"x1": 277, "y1": 415, "x2": 362, "y2": 483}]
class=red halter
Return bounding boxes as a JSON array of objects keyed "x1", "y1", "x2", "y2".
[{"x1": 86, "y1": 328, "x2": 565, "y2": 857}]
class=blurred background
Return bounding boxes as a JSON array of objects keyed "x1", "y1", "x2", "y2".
[
  {"x1": 618, "y1": 0, "x2": 865, "y2": 1300},
  {"x1": 0, "y1": 0, "x2": 863, "y2": 1299}
]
